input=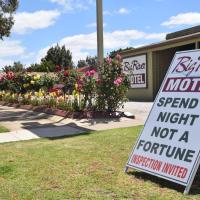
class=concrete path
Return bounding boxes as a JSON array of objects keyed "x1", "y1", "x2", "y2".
[{"x1": 0, "y1": 102, "x2": 153, "y2": 143}]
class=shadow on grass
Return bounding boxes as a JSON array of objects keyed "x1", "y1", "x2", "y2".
[
  {"x1": 127, "y1": 168, "x2": 200, "y2": 195},
  {"x1": 20, "y1": 121, "x2": 93, "y2": 140},
  {"x1": 46, "y1": 131, "x2": 93, "y2": 141}
]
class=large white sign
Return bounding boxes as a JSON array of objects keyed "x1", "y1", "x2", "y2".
[
  {"x1": 125, "y1": 50, "x2": 200, "y2": 194},
  {"x1": 123, "y1": 54, "x2": 147, "y2": 88}
]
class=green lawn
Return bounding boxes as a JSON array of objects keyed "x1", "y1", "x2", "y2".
[
  {"x1": 0, "y1": 125, "x2": 9, "y2": 133},
  {"x1": 0, "y1": 126, "x2": 200, "y2": 200}
]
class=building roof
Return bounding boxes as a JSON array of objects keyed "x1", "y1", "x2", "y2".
[
  {"x1": 120, "y1": 29, "x2": 200, "y2": 56},
  {"x1": 76, "y1": 66, "x2": 93, "y2": 73},
  {"x1": 166, "y1": 25, "x2": 200, "y2": 40}
]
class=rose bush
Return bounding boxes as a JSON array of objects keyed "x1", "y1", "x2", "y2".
[
  {"x1": 0, "y1": 56, "x2": 130, "y2": 113},
  {"x1": 96, "y1": 54, "x2": 130, "y2": 112}
]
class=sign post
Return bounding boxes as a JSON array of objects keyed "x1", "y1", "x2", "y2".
[{"x1": 125, "y1": 50, "x2": 200, "y2": 194}]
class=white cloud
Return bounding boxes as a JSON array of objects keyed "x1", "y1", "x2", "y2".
[
  {"x1": 0, "y1": 59, "x2": 15, "y2": 68},
  {"x1": 103, "y1": 10, "x2": 112, "y2": 16},
  {"x1": 0, "y1": 29, "x2": 165, "y2": 67},
  {"x1": 49, "y1": 0, "x2": 90, "y2": 11},
  {"x1": 117, "y1": 8, "x2": 131, "y2": 15},
  {"x1": 36, "y1": 29, "x2": 166, "y2": 63},
  {"x1": 87, "y1": 0, "x2": 95, "y2": 5},
  {"x1": 162, "y1": 12, "x2": 200, "y2": 28},
  {"x1": 0, "y1": 40, "x2": 36, "y2": 68},
  {"x1": 13, "y1": 10, "x2": 60, "y2": 34},
  {"x1": 104, "y1": 8, "x2": 131, "y2": 16},
  {"x1": 0, "y1": 40, "x2": 25, "y2": 57},
  {"x1": 86, "y1": 22, "x2": 107, "y2": 28},
  {"x1": 50, "y1": 0, "x2": 72, "y2": 10},
  {"x1": 86, "y1": 23, "x2": 96, "y2": 28}
]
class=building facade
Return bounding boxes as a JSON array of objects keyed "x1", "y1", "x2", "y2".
[{"x1": 121, "y1": 26, "x2": 200, "y2": 101}]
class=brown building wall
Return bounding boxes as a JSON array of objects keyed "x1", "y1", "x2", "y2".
[{"x1": 121, "y1": 35, "x2": 200, "y2": 102}]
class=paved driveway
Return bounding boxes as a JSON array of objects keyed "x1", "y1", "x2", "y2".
[{"x1": 0, "y1": 102, "x2": 153, "y2": 143}]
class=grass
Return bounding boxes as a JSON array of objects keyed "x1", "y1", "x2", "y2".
[
  {"x1": 0, "y1": 125, "x2": 9, "y2": 133},
  {"x1": 0, "y1": 126, "x2": 200, "y2": 200}
]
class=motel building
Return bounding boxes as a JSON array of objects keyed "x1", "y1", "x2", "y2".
[{"x1": 121, "y1": 25, "x2": 200, "y2": 101}]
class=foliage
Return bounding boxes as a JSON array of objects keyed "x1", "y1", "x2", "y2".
[
  {"x1": 3, "y1": 61, "x2": 24, "y2": 73},
  {"x1": 109, "y1": 47, "x2": 134, "y2": 59},
  {"x1": 86, "y1": 56, "x2": 98, "y2": 68},
  {"x1": 0, "y1": 56, "x2": 130, "y2": 112},
  {"x1": 0, "y1": 71, "x2": 57, "y2": 94},
  {"x1": 97, "y1": 54, "x2": 130, "y2": 111},
  {"x1": 77, "y1": 56, "x2": 98, "y2": 69},
  {"x1": 81, "y1": 70, "x2": 97, "y2": 110},
  {"x1": 77, "y1": 59, "x2": 87, "y2": 68},
  {"x1": 57, "y1": 69, "x2": 82, "y2": 95},
  {"x1": 27, "y1": 63, "x2": 41, "y2": 72},
  {"x1": 41, "y1": 44, "x2": 73, "y2": 69},
  {"x1": 0, "y1": 0, "x2": 19, "y2": 39},
  {"x1": 28, "y1": 61, "x2": 55, "y2": 72}
]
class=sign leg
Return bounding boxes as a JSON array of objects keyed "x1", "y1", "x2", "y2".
[
  {"x1": 184, "y1": 154, "x2": 200, "y2": 195},
  {"x1": 184, "y1": 185, "x2": 191, "y2": 195},
  {"x1": 124, "y1": 166, "x2": 129, "y2": 173}
]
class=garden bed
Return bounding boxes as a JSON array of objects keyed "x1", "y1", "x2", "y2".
[
  {"x1": 0, "y1": 101, "x2": 134, "y2": 119},
  {"x1": 0, "y1": 55, "x2": 132, "y2": 119}
]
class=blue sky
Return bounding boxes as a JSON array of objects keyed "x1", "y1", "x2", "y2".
[{"x1": 0, "y1": 0, "x2": 200, "y2": 68}]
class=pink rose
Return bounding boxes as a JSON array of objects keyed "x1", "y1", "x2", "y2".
[
  {"x1": 85, "y1": 70, "x2": 96, "y2": 77},
  {"x1": 0, "y1": 74, "x2": 4, "y2": 82},
  {"x1": 114, "y1": 77, "x2": 123, "y2": 86},
  {"x1": 85, "y1": 71, "x2": 91, "y2": 77},
  {"x1": 115, "y1": 54, "x2": 122, "y2": 61},
  {"x1": 106, "y1": 57, "x2": 112, "y2": 64},
  {"x1": 90, "y1": 70, "x2": 96, "y2": 76}
]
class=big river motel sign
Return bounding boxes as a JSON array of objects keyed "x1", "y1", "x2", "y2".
[
  {"x1": 123, "y1": 54, "x2": 147, "y2": 88},
  {"x1": 125, "y1": 49, "x2": 200, "y2": 194}
]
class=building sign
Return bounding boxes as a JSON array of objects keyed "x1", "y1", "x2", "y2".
[
  {"x1": 123, "y1": 54, "x2": 147, "y2": 88},
  {"x1": 125, "y1": 50, "x2": 200, "y2": 194}
]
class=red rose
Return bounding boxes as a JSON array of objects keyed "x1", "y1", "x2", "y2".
[
  {"x1": 0, "y1": 75, "x2": 4, "y2": 82},
  {"x1": 64, "y1": 71, "x2": 69, "y2": 77},
  {"x1": 6, "y1": 71, "x2": 14, "y2": 80},
  {"x1": 55, "y1": 65, "x2": 62, "y2": 72}
]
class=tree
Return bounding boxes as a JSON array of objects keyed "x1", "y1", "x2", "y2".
[
  {"x1": 41, "y1": 44, "x2": 73, "y2": 68},
  {"x1": 12, "y1": 61, "x2": 24, "y2": 72},
  {"x1": 27, "y1": 61, "x2": 55, "y2": 72},
  {"x1": 77, "y1": 59, "x2": 87, "y2": 68},
  {"x1": 77, "y1": 56, "x2": 98, "y2": 69},
  {"x1": 109, "y1": 47, "x2": 134, "y2": 59},
  {"x1": 0, "y1": 0, "x2": 19, "y2": 39},
  {"x1": 39, "y1": 60, "x2": 55, "y2": 72},
  {"x1": 3, "y1": 61, "x2": 24, "y2": 72},
  {"x1": 86, "y1": 56, "x2": 98, "y2": 69}
]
